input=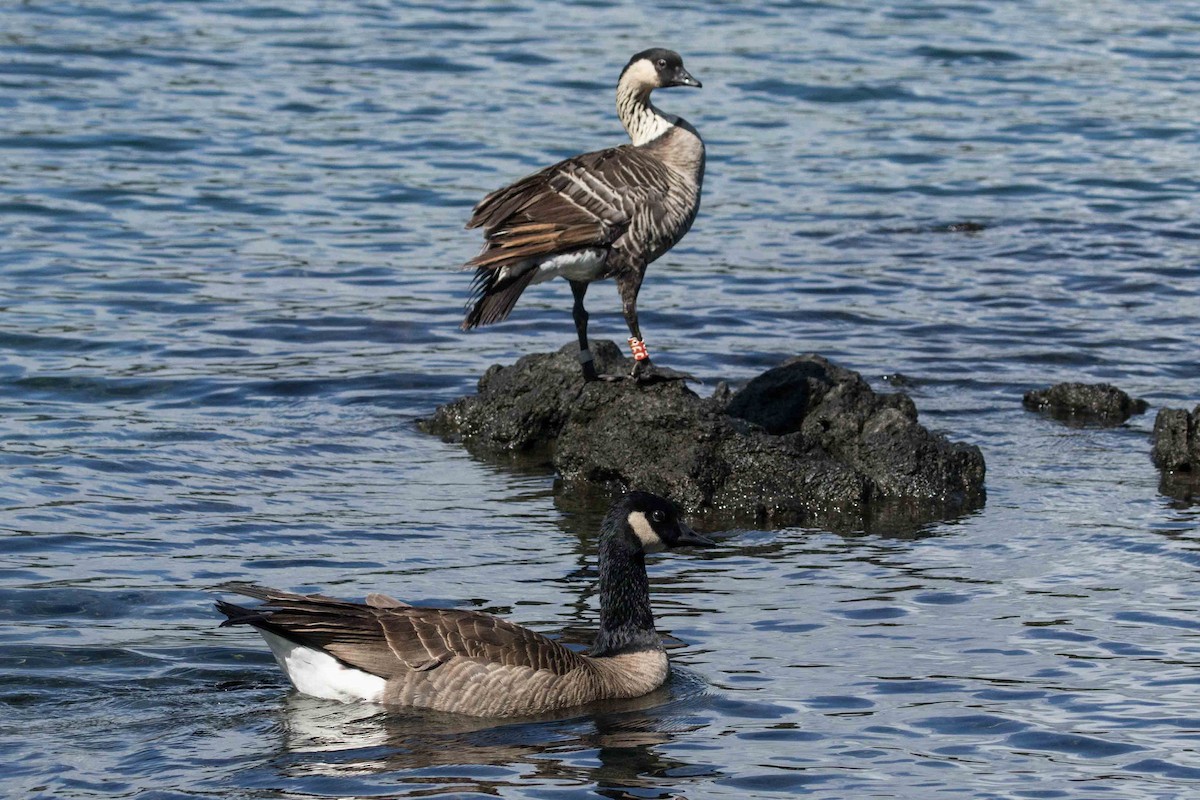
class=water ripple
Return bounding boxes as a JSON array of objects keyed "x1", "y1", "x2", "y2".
[{"x1": 2, "y1": 1, "x2": 1199, "y2": 798}]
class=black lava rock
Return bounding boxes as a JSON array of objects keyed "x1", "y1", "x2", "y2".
[
  {"x1": 423, "y1": 343, "x2": 986, "y2": 532},
  {"x1": 1152, "y1": 405, "x2": 1200, "y2": 502},
  {"x1": 1022, "y1": 382, "x2": 1148, "y2": 425},
  {"x1": 1152, "y1": 405, "x2": 1200, "y2": 472}
]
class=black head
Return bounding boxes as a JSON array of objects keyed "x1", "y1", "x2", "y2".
[
  {"x1": 620, "y1": 48, "x2": 702, "y2": 90},
  {"x1": 604, "y1": 491, "x2": 715, "y2": 554}
]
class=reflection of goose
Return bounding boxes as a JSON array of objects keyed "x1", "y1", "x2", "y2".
[
  {"x1": 216, "y1": 492, "x2": 713, "y2": 716},
  {"x1": 274, "y1": 670, "x2": 713, "y2": 793}
]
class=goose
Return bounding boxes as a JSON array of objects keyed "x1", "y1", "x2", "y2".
[
  {"x1": 215, "y1": 491, "x2": 714, "y2": 717},
  {"x1": 460, "y1": 48, "x2": 705, "y2": 383}
]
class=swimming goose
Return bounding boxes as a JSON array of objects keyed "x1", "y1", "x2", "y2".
[
  {"x1": 215, "y1": 492, "x2": 714, "y2": 716},
  {"x1": 461, "y1": 48, "x2": 705, "y2": 383}
]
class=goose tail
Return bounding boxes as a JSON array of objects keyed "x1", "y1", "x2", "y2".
[
  {"x1": 462, "y1": 265, "x2": 536, "y2": 329},
  {"x1": 213, "y1": 588, "x2": 387, "y2": 704}
]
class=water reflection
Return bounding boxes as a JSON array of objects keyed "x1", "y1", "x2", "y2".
[
  {"x1": 275, "y1": 670, "x2": 713, "y2": 796},
  {"x1": 1158, "y1": 472, "x2": 1200, "y2": 507}
]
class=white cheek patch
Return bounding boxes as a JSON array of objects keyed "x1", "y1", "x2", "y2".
[
  {"x1": 627, "y1": 511, "x2": 665, "y2": 553},
  {"x1": 626, "y1": 59, "x2": 659, "y2": 87}
]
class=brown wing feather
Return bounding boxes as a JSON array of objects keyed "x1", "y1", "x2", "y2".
[
  {"x1": 365, "y1": 592, "x2": 407, "y2": 609},
  {"x1": 461, "y1": 146, "x2": 678, "y2": 328},
  {"x1": 467, "y1": 147, "x2": 674, "y2": 263},
  {"x1": 217, "y1": 584, "x2": 589, "y2": 680},
  {"x1": 367, "y1": 608, "x2": 587, "y2": 677}
]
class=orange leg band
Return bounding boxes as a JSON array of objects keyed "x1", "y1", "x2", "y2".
[{"x1": 628, "y1": 337, "x2": 649, "y2": 361}]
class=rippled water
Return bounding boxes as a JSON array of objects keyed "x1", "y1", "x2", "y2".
[{"x1": 3, "y1": 1, "x2": 1200, "y2": 798}]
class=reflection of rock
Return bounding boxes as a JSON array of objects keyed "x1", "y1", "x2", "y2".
[
  {"x1": 424, "y1": 342, "x2": 986, "y2": 531},
  {"x1": 1022, "y1": 382, "x2": 1147, "y2": 425},
  {"x1": 1152, "y1": 405, "x2": 1200, "y2": 502}
]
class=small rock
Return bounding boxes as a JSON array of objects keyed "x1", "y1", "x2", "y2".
[
  {"x1": 1152, "y1": 405, "x2": 1200, "y2": 502},
  {"x1": 1022, "y1": 382, "x2": 1148, "y2": 425},
  {"x1": 423, "y1": 343, "x2": 986, "y2": 532},
  {"x1": 1152, "y1": 405, "x2": 1200, "y2": 472},
  {"x1": 881, "y1": 372, "x2": 916, "y2": 388}
]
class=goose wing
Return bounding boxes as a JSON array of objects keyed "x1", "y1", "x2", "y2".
[
  {"x1": 466, "y1": 144, "x2": 678, "y2": 270},
  {"x1": 216, "y1": 583, "x2": 589, "y2": 680}
]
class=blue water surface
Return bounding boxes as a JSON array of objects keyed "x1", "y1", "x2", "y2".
[{"x1": 3, "y1": 1, "x2": 1200, "y2": 798}]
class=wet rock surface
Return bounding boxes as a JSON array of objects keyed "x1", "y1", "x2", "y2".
[
  {"x1": 1022, "y1": 382, "x2": 1148, "y2": 425},
  {"x1": 1152, "y1": 405, "x2": 1200, "y2": 471},
  {"x1": 424, "y1": 342, "x2": 986, "y2": 531},
  {"x1": 1152, "y1": 405, "x2": 1200, "y2": 500}
]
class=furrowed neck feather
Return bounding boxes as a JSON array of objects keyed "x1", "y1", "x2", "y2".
[
  {"x1": 589, "y1": 533, "x2": 659, "y2": 657},
  {"x1": 616, "y1": 78, "x2": 675, "y2": 146}
]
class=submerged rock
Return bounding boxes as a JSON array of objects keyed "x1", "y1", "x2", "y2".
[
  {"x1": 423, "y1": 342, "x2": 986, "y2": 532},
  {"x1": 1022, "y1": 382, "x2": 1147, "y2": 425}
]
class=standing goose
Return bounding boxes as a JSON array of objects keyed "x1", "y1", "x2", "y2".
[
  {"x1": 215, "y1": 492, "x2": 714, "y2": 717},
  {"x1": 461, "y1": 48, "x2": 705, "y2": 383}
]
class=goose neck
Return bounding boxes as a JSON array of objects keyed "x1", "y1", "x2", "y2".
[
  {"x1": 616, "y1": 81, "x2": 674, "y2": 147},
  {"x1": 590, "y1": 533, "x2": 658, "y2": 657}
]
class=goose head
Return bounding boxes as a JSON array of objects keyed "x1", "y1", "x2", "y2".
[
  {"x1": 619, "y1": 48, "x2": 703, "y2": 94},
  {"x1": 606, "y1": 491, "x2": 715, "y2": 555}
]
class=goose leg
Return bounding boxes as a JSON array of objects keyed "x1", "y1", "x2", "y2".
[
  {"x1": 570, "y1": 280, "x2": 599, "y2": 382},
  {"x1": 617, "y1": 273, "x2": 693, "y2": 384}
]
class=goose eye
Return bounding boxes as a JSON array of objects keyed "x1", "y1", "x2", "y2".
[
  {"x1": 650, "y1": 510, "x2": 666, "y2": 524},
  {"x1": 656, "y1": 59, "x2": 667, "y2": 69}
]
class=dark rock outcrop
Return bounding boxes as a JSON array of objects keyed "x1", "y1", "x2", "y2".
[
  {"x1": 1152, "y1": 406, "x2": 1199, "y2": 472},
  {"x1": 1152, "y1": 405, "x2": 1200, "y2": 502},
  {"x1": 1022, "y1": 382, "x2": 1147, "y2": 425},
  {"x1": 423, "y1": 342, "x2": 986, "y2": 532}
]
